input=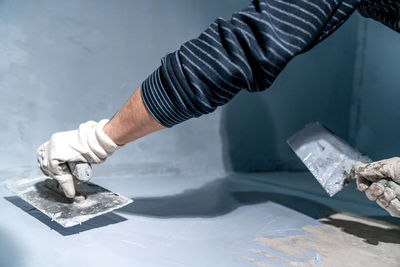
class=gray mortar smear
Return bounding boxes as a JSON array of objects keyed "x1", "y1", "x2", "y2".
[{"x1": 8, "y1": 177, "x2": 133, "y2": 227}]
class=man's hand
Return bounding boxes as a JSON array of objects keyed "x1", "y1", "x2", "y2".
[
  {"x1": 353, "y1": 157, "x2": 400, "y2": 217},
  {"x1": 36, "y1": 87, "x2": 164, "y2": 198},
  {"x1": 37, "y1": 119, "x2": 118, "y2": 198}
]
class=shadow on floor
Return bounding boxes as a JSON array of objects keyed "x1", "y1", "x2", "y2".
[
  {"x1": 4, "y1": 196, "x2": 128, "y2": 236},
  {"x1": 323, "y1": 216, "x2": 400, "y2": 245},
  {"x1": 119, "y1": 176, "x2": 331, "y2": 219},
  {"x1": 119, "y1": 175, "x2": 400, "y2": 245}
]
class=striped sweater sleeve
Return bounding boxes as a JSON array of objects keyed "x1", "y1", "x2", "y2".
[
  {"x1": 141, "y1": 0, "x2": 362, "y2": 128},
  {"x1": 358, "y1": 0, "x2": 400, "y2": 32}
]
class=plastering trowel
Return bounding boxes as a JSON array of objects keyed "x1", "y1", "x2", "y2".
[
  {"x1": 8, "y1": 163, "x2": 132, "y2": 227},
  {"x1": 287, "y1": 122, "x2": 372, "y2": 197}
]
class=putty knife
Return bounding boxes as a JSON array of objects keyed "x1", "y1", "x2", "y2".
[
  {"x1": 8, "y1": 163, "x2": 132, "y2": 227},
  {"x1": 287, "y1": 122, "x2": 372, "y2": 197}
]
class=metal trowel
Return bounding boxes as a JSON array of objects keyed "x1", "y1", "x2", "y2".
[
  {"x1": 287, "y1": 122, "x2": 372, "y2": 197},
  {"x1": 8, "y1": 163, "x2": 132, "y2": 227}
]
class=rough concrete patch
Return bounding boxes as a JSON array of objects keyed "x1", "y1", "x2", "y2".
[{"x1": 250, "y1": 213, "x2": 400, "y2": 266}]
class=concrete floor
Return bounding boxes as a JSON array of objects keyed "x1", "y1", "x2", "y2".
[{"x1": 1, "y1": 166, "x2": 399, "y2": 267}]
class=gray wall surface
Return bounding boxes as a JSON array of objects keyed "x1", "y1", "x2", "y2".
[
  {"x1": 0, "y1": 0, "x2": 247, "y2": 175},
  {"x1": 349, "y1": 19, "x2": 400, "y2": 161},
  {"x1": 221, "y1": 16, "x2": 359, "y2": 172},
  {"x1": 0, "y1": 0, "x2": 367, "y2": 175}
]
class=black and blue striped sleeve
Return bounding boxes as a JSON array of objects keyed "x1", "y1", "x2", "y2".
[
  {"x1": 358, "y1": 0, "x2": 400, "y2": 32},
  {"x1": 141, "y1": 0, "x2": 362, "y2": 128}
]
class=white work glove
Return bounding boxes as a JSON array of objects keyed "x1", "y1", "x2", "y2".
[
  {"x1": 353, "y1": 157, "x2": 400, "y2": 217},
  {"x1": 37, "y1": 119, "x2": 118, "y2": 198}
]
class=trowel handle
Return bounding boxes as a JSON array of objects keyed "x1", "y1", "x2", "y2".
[{"x1": 67, "y1": 162, "x2": 93, "y2": 183}]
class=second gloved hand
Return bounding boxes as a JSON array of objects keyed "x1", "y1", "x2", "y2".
[
  {"x1": 353, "y1": 157, "x2": 400, "y2": 217},
  {"x1": 37, "y1": 119, "x2": 119, "y2": 198}
]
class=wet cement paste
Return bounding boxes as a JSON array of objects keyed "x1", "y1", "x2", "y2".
[{"x1": 247, "y1": 213, "x2": 400, "y2": 266}]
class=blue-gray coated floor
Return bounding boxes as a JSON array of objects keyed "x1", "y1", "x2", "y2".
[{"x1": 1, "y1": 167, "x2": 399, "y2": 267}]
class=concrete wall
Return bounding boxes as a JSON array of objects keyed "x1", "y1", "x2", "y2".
[
  {"x1": 349, "y1": 18, "x2": 400, "y2": 161},
  {"x1": 221, "y1": 16, "x2": 359, "y2": 172},
  {"x1": 0, "y1": 0, "x2": 360, "y2": 175}
]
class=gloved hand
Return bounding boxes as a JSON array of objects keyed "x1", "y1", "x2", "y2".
[
  {"x1": 37, "y1": 119, "x2": 119, "y2": 198},
  {"x1": 353, "y1": 157, "x2": 400, "y2": 217}
]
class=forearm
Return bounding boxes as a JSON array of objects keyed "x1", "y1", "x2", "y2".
[
  {"x1": 103, "y1": 86, "x2": 165, "y2": 145},
  {"x1": 106, "y1": 0, "x2": 362, "y2": 137}
]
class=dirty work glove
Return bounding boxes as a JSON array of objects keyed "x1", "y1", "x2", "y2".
[
  {"x1": 37, "y1": 119, "x2": 118, "y2": 198},
  {"x1": 353, "y1": 157, "x2": 400, "y2": 217}
]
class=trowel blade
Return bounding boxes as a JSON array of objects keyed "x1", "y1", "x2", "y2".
[
  {"x1": 8, "y1": 177, "x2": 132, "y2": 227},
  {"x1": 287, "y1": 122, "x2": 371, "y2": 197}
]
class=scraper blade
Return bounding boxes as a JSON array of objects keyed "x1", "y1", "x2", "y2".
[
  {"x1": 8, "y1": 177, "x2": 132, "y2": 227},
  {"x1": 287, "y1": 122, "x2": 372, "y2": 197}
]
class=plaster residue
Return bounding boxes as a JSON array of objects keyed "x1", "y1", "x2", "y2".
[
  {"x1": 8, "y1": 177, "x2": 132, "y2": 227},
  {"x1": 249, "y1": 213, "x2": 400, "y2": 266}
]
